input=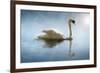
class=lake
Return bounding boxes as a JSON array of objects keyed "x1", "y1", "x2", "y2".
[
  {"x1": 20, "y1": 10, "x2": 90, "y2": 63},
  {"x1": 21, "y1": 37, "x2": 89, "y2": 63}
]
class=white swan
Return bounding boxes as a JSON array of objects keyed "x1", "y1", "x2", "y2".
[{"x1": 38, "y1": 19, "x2": 75, "y2": 40}]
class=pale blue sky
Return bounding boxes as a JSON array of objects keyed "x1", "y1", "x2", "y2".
[{"x1": 21, "y1": 9, "x2": 90, "y2": 48}]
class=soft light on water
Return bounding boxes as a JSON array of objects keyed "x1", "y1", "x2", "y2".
[{"x1": 21, "y1": 38, "x2": 89, "y2": 63}]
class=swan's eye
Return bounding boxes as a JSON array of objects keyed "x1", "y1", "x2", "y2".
[{"x1": 72, "y1": 20, "x2": 75, "y2": 24}]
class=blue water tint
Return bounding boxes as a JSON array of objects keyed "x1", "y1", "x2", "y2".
[
  {"x1": 20, "y1": 10, "x2": 90, "y2": 63},
  {"x1": 21, "y1": 38, "x2": 89, "y2": 63}
]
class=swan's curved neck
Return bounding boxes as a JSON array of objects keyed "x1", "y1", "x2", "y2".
[{"x1": 68, "y1": 20, "x2": 72, "y2": 38}]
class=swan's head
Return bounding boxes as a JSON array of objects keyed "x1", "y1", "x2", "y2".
[
  {"x1": 69, "y1": 19, "x2": 75, "y2": 25},
  {"x1": 71, "y1": 20, "x2": 75, "y2": 24}
]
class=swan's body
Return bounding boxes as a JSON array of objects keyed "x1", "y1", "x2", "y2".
[
  {"x1": 38, "y1": 19, "x2": 75, "y2": 40},
  {"x1": 38, "y1": 29, "x2": 63, "y2": 39}
]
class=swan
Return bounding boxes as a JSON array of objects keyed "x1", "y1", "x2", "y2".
[{"x1": 38, "y1": 19, "x2": 75, "y2": 40}]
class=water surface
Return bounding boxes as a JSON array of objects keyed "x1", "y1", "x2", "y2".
[
  {"x1": 21, "y1": 38, "x2": 89, "y2": 63},
  {"x1": 20, "y1": 10, "x2": 90, "y2": 63}
]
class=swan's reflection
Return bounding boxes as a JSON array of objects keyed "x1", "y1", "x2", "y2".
[
  {"x1": 68, "y1": 40, "x2": 75, "y2": 57},
  {"x1": 41, "y1": 39, "x2": 63, "y2": 48},
  {"x1": 36, "y1": 39, "x2": 75, "y2": 57}
]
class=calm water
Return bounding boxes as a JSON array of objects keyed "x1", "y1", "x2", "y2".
[
  {"x1": 21, "y1": 38, "x2": 89, "y2": 63},
  {"x1": 20, "y1": 10, "x2": 90, "y2": 63}
]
